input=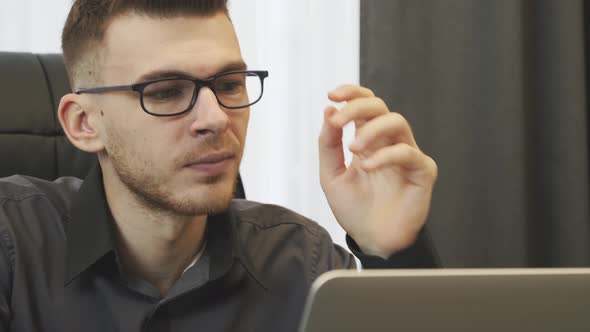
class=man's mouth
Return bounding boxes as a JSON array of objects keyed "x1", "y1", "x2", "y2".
[{"x1": 184, "y1": 151, "x2": 236, "y2": 176}]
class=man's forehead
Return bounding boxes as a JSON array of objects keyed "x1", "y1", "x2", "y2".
[{"x1": 100, "y1": 12, "x2": 242, "y2": 82}]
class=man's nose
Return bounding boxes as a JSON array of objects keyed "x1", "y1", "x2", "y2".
[{"x1": 188, "y1": 87, "x2": 229, "y2": 136}]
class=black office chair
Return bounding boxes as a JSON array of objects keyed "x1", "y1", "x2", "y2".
[{"x1": 0, "y1": 52, "x2": 246, "y2": 198}]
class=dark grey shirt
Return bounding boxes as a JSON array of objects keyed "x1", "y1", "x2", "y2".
[{"x1": 0, "y1": 164, "x2": 437, "y2": 332}]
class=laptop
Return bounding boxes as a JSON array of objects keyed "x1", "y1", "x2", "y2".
[{"x1": 298, "y1": 268, "x2": 590, "y2": 332}]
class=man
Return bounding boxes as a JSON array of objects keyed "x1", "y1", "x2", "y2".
[{"x1": 0, "y1": 0, "x2": 438, "y2": 331}]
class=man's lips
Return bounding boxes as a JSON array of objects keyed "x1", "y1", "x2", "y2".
[{"x1": 184, "y1": 152, "x2": 236, "y2": 175}]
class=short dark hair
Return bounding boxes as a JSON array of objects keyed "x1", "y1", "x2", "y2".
[{"x1": 61, "y1": 0, "x2": 229, "y2": 88}]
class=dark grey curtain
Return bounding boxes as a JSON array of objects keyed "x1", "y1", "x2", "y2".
[{"x1": 361, "y1": 0, "x2": 590, "y2": 267}]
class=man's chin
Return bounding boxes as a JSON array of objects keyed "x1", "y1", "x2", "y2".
[
  {"x1": 170, "y1": 178, "x2": 237, "y2": 216},
  {"x1": 116, "y1": 175, "x2": 232, "y2": 218},
  {"x1": 186, "y1": 196, "x2": 233, "y2": 216}
]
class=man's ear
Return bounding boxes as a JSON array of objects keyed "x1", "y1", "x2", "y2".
[{"x1": 58, "y1": 93, "x2": 105, "y2": 153}]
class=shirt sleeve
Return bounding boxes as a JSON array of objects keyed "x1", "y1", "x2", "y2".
[
  {"x1": 312, "y1": 227, "x2": 357, "y2": 281},
  {"x1": 345, "y1": 227, "x2": 440, "y2": 268},
  {"x1": 0, "y1": 229, "x2": 12, "y2": 331}
]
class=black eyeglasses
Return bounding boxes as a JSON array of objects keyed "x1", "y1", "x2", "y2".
[{"x1": 75, "y1": 70, "x2": 269, "y2": 117}]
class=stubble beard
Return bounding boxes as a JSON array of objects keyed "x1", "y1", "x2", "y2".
[{"x1": 105, "y1": 129, "x2": 238, "y2": 217}]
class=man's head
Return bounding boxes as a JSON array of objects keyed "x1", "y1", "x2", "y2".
[
  {"x1": 62, "y1": 0, "x2": 229, "y2": 90},
  {"x1": 58, "y1": 0, "x2": 252, "y2": 217}
]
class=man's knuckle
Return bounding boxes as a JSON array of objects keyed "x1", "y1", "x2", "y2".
[
  {"x1": 372, "y1": 97, "x2": 387, "y2": 110},
  {"x1": 428, "y1": 157, "x2": 439, "y2": 179},
  {"x1": 363, "y1": 86, "x2": 376, "y2": 97}
]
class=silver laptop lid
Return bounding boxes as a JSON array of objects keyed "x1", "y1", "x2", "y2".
[{"x1": 299, "y1": 269, "x2": 590, "y2": 332}]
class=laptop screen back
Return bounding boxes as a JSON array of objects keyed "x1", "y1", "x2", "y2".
[{"x1": 298, "y1": 269, "x2": 590, "y2": 332}]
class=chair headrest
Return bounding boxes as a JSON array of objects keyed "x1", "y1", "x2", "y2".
[{"x1": 0, "y1": 52, "x2": 96, "y2": 180}]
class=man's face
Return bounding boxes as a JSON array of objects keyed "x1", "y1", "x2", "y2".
[{"x1": 92, "y1": 12, "x2": 248, "y2": 216}]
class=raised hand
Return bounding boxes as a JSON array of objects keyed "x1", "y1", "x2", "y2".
[{"x1": 319, "y1": 85, "x2": 438, "y2": 258}]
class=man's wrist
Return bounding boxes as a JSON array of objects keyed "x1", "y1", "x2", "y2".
[
  {"x1": 346, "y1": 228, "x2": 440, "y2": 268},
  {"x1": 347, "y1": 232, "x2": 418, "y2": 259}
]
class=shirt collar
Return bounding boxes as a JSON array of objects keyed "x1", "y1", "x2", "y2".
[
  {"x1": 64, "y1": 163, "x2": 117, "y2": 286},
  {"x1": 64, "y1": 163, "x2": 268, "y2": 289},
  {"x1": 207, "y1": 205, "x2": 269, "y2": 290}
]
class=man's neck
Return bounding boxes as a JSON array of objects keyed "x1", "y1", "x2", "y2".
[
  {"x1": 113, "y1": 211, "x2": 207, "y2": 296},
  {"x1": 101, "y1": 171, "x2": 207, "y2": 297}
]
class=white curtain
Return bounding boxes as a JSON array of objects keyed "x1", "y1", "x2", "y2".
[
  {"x1": 0, "y1": 0, "x2": 360, "y2": 249},
  {"x1": 0, "y1": 0, "x2": 71, "y2": 52}
]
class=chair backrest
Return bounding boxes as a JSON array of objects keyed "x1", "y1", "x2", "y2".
[
  {"x1": 0, "y1": 52, "x2": 96, "y2": 180},
  {"x1": 0, "y1": 52, "x2": 245, "y2": 198}
]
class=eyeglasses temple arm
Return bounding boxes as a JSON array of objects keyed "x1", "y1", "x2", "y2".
[{"x1": 75, "y1": 85, "x2": 134, "y2": 94}]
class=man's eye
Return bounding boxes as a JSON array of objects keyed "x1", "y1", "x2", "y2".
[
  {"x1": 144, "y1": 88, "x2": 183, "y2": 100},
  {"x1": 216, "y1": 80, "x2": 244, "y2": 94}
]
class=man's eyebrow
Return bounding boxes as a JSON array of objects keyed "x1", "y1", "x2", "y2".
[
  {"x1": 135, "y1": 61, "x2": 248, "y2": 83},
  {"x1": 216, "y1": 61, "x2": 248, "y2": 74}
]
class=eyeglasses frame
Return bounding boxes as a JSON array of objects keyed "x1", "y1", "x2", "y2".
[{"x1": 74, "y1": 70, "x2": 269, "y2": 117}]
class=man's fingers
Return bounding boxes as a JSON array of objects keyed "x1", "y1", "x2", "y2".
[
  {"x1": 319, "y1": 106, "x2": 346, "y2": 182},
  {"x1": 328, "y1": 84, "x2": 375, "y2": 102},
  {"x1": 349, "y1": 112, "x2": 417, "y2": 153},
  {"x1": 329, "y1": 97, "x2": 388, "y2": 128},
  {"x1": 361, "y1": 143, "x2": 438, "y2": 182}
]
